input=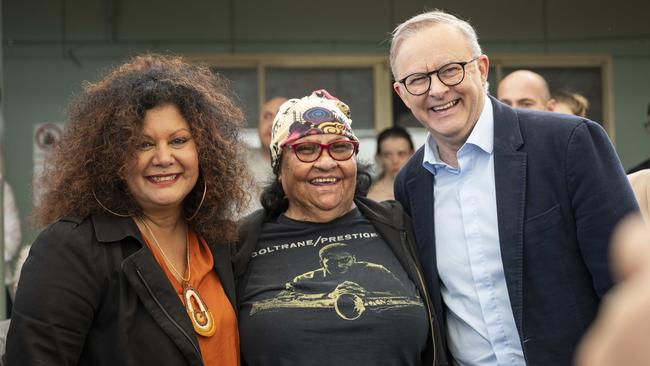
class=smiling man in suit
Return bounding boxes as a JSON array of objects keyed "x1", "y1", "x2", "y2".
[{"x1": 390, "y1": 10, "x2": 639, "y2": 366}]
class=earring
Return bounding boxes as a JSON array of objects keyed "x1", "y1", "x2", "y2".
[
  {"x1": 185, "y1": 180, "x2": 207, "y2": 221},
  {"x1": 93, "y1": 189, "x2": 131, "y2": 217}
]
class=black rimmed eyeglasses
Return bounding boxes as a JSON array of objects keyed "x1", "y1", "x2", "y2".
[
  {"x1": 286, "y1": 140, "x2": 359, "y2": 163},
  {"x1": 397, "y1": 56, "x2": 480, "y2": 96}
]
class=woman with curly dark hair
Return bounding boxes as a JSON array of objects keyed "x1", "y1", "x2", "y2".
[{"x1": 5, "y1": 54, "x2": 250, "y2": 366}]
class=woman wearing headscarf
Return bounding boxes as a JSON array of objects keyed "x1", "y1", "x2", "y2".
[
  {"x1": 234, "y1": 90, "x2": 443, "y2": 366},
  {"x1": 5, "y1": 54, "x2": 249, "y2": 366}
]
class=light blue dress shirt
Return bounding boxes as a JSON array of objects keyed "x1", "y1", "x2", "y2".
[{"x1": 422, "y1": 100, "x2": 525, "y2": 366}]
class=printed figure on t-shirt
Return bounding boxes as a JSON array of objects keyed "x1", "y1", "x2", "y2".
[{"x1": 250, "y1": 242, "x2": 420, "y2": 320}]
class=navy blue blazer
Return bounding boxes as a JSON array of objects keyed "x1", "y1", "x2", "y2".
[{"x1": 394, "y1": 96, "x2": 639, "y2": 366}]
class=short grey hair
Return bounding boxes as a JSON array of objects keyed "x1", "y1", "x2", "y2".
[{"x1": 390, "y1": 10, "x2": 482, "y2": 79}]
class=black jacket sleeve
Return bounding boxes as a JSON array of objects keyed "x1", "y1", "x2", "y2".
[{"x1": 5, "y1": 220, "x2": 102, "y2": 365}]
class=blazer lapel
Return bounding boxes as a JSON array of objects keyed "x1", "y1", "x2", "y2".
[
  {"x1": 122, "y1": 248, "x2": 203, "y2": 365},
  {"x1": 210, "y1": 242, "x2": 237, "y2": 313},
  {"x1": 91, "y1": 215, "x2": 202, "y2": 365},
  {"x1": 405, "y1": 156, "x2": 447, "y2": 322},
  {"x1": 491, "y1": 96, "x2": 527, "y2": 335}
]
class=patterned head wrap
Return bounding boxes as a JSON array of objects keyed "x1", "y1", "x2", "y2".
[{"x1": 269, "y1": 89, "x2": 358, "y2": 169}]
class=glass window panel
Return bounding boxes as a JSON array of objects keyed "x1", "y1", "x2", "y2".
[
  {"x1": 211, "y1": 67, "x2": 258, "y2": 128},
  {"x1": 392, "y1": 89, "x2": 421, "y2": 128},
  {"x1": 265, "y1": 68, "x2": 374, "y2": 130}
]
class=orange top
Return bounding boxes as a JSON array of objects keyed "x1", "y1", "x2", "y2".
[{"x1": 141, "y1": 229, "x2": 240, "y2": 366}]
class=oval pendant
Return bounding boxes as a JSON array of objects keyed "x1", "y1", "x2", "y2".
[{"x1": 183, "y1": 283, "x2": 217, "y2": 337}]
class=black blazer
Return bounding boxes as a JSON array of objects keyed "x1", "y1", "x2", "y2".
[
  {"x1": 395, "y1": 96, "x2": 639, "y2": 365},
  {"x1": 5, "y1": 214, "x2": 236, "y2": 366}
]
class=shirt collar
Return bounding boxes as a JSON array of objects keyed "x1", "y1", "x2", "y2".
[
  {"x1": 91, "y1": 214, "x2": 142, "y2": 244},
  {"x1": 422, "y1": 95, "x2": 494, "y2": 172},
  {"x1": 466, "y1": 97, "x2": 494, "y2": 154}
]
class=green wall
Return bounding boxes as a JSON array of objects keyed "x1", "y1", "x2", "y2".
[
  {"x1": 3, "y1": 0, "x2": 650, "y2": 243},
  {"x1": 612, "y1": 57, "x2": 650, "y2": 168}
]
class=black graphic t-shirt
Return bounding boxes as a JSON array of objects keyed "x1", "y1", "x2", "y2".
[{"x1": 239, "y1": 208, "x2": 429, "y2": 366}]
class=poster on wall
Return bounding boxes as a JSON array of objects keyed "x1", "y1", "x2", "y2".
[{"x1": 33, "y1": 122, "x2": 64, "y2": 205}]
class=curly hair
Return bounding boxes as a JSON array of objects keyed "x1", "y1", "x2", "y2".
[{"x1": 34, "y1": 54, "x2": 252, "y2": 242}]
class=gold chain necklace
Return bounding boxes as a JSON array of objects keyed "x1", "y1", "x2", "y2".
[
  {"x1": 139, "y1": 217, "x2": 190, "y2": 283},
  {"x1": 137, "y1": 216, "x2": 216, "y2": 337}
]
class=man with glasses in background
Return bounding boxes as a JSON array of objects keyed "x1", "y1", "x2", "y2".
[{"x1": 390, "y1": 10, "x2": 638, "y2": 366}]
